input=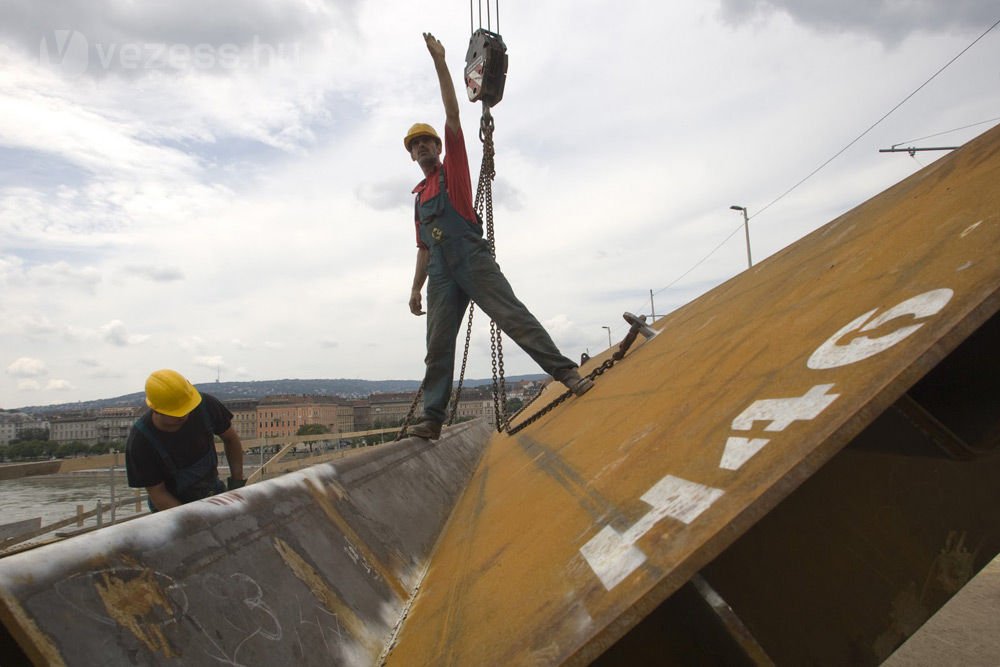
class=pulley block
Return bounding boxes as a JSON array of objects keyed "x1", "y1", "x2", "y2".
[{"x1": 464, "y1": 29, "x2": 508, "y2": 107}]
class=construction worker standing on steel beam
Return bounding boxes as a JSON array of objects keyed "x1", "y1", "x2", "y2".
[
  {"x1": 125, "y1": 369, "x2": 245, "y2": 511},
  {"x1": 405, "y1": 32, "x2": 592, "y2": 441}
]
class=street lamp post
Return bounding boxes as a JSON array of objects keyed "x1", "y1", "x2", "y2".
[
  {"x1": 602, "y1": 326, "x2": 612, "y2": 349},
  {"x1": 730, "y1": 205, "x2": 753, "y2": 268}
]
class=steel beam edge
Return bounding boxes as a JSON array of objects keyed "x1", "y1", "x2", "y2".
[{"x1": 0, "y1": 418, "x2": 492, "y2": 666}]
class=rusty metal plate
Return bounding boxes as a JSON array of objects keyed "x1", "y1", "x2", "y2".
[
  {"x1": 385, "y1": 126, "x2": 1000, "y2": 665},
  {"x1": 0, "y1": 422, "x2": 490, "y2": 666}
]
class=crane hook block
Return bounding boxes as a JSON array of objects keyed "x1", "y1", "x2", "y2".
[{"x1": 465, "y1": 29, "x2": 508, "y2": 107}]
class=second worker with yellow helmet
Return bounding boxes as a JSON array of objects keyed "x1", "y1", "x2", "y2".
[{"x1": 125, "y1": 369, "x2": 245, "y2": 511}]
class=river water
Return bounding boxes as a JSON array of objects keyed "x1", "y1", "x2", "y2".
[
  {"x1": 0, "y1": 462, "x2": 259, "y2": 548},
  {"x1": 0, "y1": 471, "x2": 143, "y2": 530}
]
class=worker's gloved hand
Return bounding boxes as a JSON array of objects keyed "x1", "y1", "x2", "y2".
[{"x1": 227, "y1": 477, "x2": 246, "y2": 491}]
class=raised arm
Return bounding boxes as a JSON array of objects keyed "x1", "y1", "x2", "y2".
[{"x1": 423, "y1": 32, "x2": 460, "y2": 134}]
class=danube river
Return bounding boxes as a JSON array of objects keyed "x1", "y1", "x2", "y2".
[
  {"x1": 0, "y1": 461, "x2": 257, "y2": 548},
  {"x1": 0, "y1": 470, "x2": 143, "y2": 528}
]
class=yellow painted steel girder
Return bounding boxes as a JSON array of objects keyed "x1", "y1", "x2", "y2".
[{"x1": 386, "y1": 125, "x2": 1000, "y2": 665}]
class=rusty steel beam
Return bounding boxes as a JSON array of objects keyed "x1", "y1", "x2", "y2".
[
  {"x1": 0, "y1": 421, "x2": 490, "y2": 666},
  {"x1": 603, "y1": 311, "x2": 1000, "y2": 664},
  {"x1": 385, "y1": 125, "x2": 1000, "y2": 665}
]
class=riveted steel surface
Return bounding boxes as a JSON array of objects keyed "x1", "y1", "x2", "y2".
[
  {"x1": 0, "y1": 421, "x2": 490, "y2": 666},
  {"x1": 385, "y1": 125, "x2": 1000, "y2": 665}
]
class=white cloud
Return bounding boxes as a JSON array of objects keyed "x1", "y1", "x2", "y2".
[
  {"x1": 46, "y1": 379, "x2": 73, "y2": 391},
  {"x1": 122, "y1": 265, "x2": 185, "y2": 282},
  {"x1": 99, "y1": 320, "x2": 150, "y2": 347},
  {"x1": 14, "y1": 315, "x2": 59, "y2": 337},
  {"x1": 195, "y1": 355, "x2": 226, "y2": 370},
  {"x1": 26, "y1": 261, "x2": 102, "y2": 291},
  {"x1": 0, "y1": 254, "x2": 26, "y2": 285},
  {"x1": 717, "y1": 0, "x2": 998, "y2": 44},
  {"x1": 178, "y1": 337, "x2": 209, "y2": 352},
  {"x1": 7, "y1": 357, "x2": 47, "y2": 378}
]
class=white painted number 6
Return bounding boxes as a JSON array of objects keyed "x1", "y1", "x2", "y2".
[{"x1": 807, "y1": 288, "x2": 953, "y2": 370}]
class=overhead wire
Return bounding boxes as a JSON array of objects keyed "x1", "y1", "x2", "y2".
[
  {"x1": 632, "y1": 15, "x2": 1000, "y2": 321},
  {"x1": 751, "y1": 16, "x2": 999, "y2": 221},
  {"x1": 892, "y1": 115, "x2": 1000, "y2": 148},
  {"x1": 649, "y1": 226, "x2": 744, "y2": 300}
]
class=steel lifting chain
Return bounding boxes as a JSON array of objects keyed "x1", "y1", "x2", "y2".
[
  {"x1": 490, "y1": 319, "x2": 508, "y2": 429},
  {"x1": 505, "y1": 313, "x2": 654, "y2": 436},
  {"x1": 395, "y1": 381, "x2": 425, "y2": 441},
  {"x1": 449, "y1": 106, "x2": 508, "y2": 432},
  {"x1": 447, "y1": 304, "x2": 476, "y2": 424},
  {"x1": 478, "y1": 109, "x2": 497, "y2": 253},
  {"x1": 505, "y1": 359, "x2": 612, "y2": 436},
  {"x1": 478, "y1": 108, "x2": 509, "y2": 431}
]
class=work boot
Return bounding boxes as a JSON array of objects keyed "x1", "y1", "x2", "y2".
[
  {"x1": 408, "y1": 419, "x2": 442, "y2": 440},
  {"x1": 561, "y1": 371, "x2": 594, "y2": 397}
]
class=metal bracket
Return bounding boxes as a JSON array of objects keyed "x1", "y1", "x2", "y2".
[
  {"x1": 623, "y1": 312, "x2": 657, "y2": 339},
  {"x1": 613, "y1": 313, "x2": 656, "y2": 361}
]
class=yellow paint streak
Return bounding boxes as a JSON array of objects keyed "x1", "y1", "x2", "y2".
[
  {"x1": 303, "y1": 478, "x2": 409, "y2": 600},
  {"x1": 272, "y1": 537, "x2": 376, "y2": 652},
  {"x1": 94, "y1": 568, "x2": 178, "y2": 658},
  {"x1": 0, "y1": 593, "x2": 67, "y2": 667}
]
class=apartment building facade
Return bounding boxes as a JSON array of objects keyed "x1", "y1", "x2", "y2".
[
  {"x1": 95, "y1": 407, "x2": 141, "y2": 444},
  {"x1": 49, "y1": 413, "x2": 99, "y2": 444},
  {"x1": 0, "y1": 413, "x2": 51, "y2": 446},
  {"x1": 256, "y1": 395, "x2": 352, "y2": 439},
  {"x1": 226, "y1": 399, "x2": 259, "y2": 440},
  {"x1": 368, "y1": 393, "x2": 421, "y2": 430}
]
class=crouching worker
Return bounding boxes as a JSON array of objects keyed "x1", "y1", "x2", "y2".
[{"x1": 126, "y1": 369, "x2": 245, "y2": 512}]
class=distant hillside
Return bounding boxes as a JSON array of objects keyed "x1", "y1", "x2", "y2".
[{"x1": 16, "y1": 375, "x2": 546, "y2": 415}]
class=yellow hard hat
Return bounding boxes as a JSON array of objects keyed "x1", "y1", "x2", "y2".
[
  {"x1": 145, "y1": 369, "x2": 202, "y2": 417},
  {"x1": 404, "y1": 123, "x2": 440, "y2": 151}
]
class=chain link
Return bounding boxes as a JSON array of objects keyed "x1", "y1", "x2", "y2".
[
  {"x1": 505, "y1": 360, "x2": 615, "y2": 435},
  {"x1": 505, "y1": 313, "x2": 650, "y2": 435},
  {"x1": 447, "y1": 302, "x2": 477, "y2": 425},
  {"x1": 476, "y1": 107, "x2": 508, "y2": 432},
  {"x1": 490, "y1": 321, "x2": 509, "y2": 430},
  {"x1": 395, "y1": 382, "x2": 425, "y2": 441},
  {"x1": 496, "y1": 332, "x2": 507, "y2": 427}
]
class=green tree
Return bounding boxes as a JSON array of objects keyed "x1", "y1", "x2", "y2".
[
  {"x1": 15, "y1": 427, "x2": 49, "y2": 442},
  {"x1": 7, "y1": 440, "x2": 47, "y2": 460},
  {"x1": 297, "y1": 423, "x2": 330, "y2": 436},
  {"x1": 505, "y1": 397, "x2": 524, "y2": 414},
  {"x1": 58, "y1": 441, "x2": 92, "y2": 458},
  {"x1": 90, "y1": 441, "x2": 114, "y2": 455}
]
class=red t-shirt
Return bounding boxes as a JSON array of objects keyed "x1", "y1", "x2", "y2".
[{"x1": 412, "y1": 124, "x2": 478, "y2": 248}]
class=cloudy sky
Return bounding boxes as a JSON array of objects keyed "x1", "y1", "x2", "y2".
[{"x1": 1, "y1": 1, "x2": 998, "y2": 409}]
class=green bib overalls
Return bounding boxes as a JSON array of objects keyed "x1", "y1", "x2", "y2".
[{"x1": 416, "y1": 168, "x2": 576, "y2": 423}]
